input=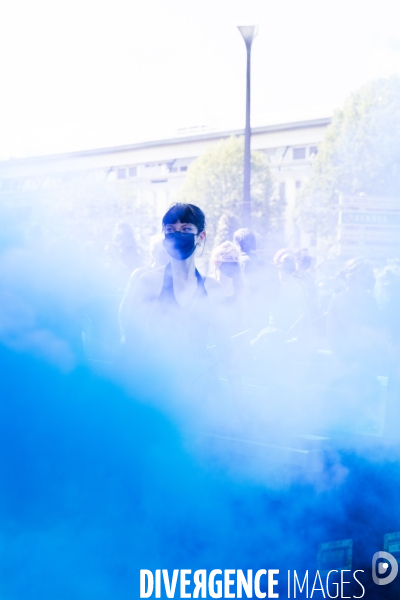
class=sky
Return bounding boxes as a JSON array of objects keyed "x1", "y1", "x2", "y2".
[{"x1": 0, "y1": 0, "x2": 400, "y2": 159}]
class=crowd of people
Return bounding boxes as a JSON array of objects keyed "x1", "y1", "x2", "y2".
[
  {"x1": 3, "y1": 202, "x2": 396, "y2": 600},
  {"x1": 69, "y1": 203, "x2": 389, "y2": 435},
  {"x1": 5, "y1": 201, "x2": 398, "y2": 435},
  {"x1": 113, "y1": 203, "x2": 399, "y2": 377}
]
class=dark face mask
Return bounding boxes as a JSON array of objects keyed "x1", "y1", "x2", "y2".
[
  {"x1": 163, "y1": 232, "x2": 197, "y2": 260},
  {"x1": 219, "y1": 261, "x2": 240, "y2": 278}
]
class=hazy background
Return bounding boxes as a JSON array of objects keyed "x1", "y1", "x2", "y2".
[
  {"x1": 1, "y1": 0, "x2": 400, "y2": 158},
  {"x1": 0, "y1": 4, "x2": 399, "y2": 597}
]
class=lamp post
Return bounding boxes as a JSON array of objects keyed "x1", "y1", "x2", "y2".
[{"x1": 237, "y1": 25, "x2": 257, "y2": 228}]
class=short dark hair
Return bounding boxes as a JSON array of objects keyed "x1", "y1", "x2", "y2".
[
  {"x1": 233, "y1": 228, "x2": 256, "y2": 253},
  {"x1": 162, "y1": 203, "x2": 206, "y2": 233}
]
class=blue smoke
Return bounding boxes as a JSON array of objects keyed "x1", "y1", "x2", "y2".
[{"x1": 0, "y1": 235, "x2": 399, "y2": 599}]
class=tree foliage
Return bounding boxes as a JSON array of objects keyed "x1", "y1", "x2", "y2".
[
  {"x1": 177, "y1": 136, "x2": 283, "y2": 248},
  {"x1": 297, "y1": 76, "x2": 400, "y2": 241}
]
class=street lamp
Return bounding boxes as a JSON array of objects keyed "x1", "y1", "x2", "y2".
[{"x1": 237, "y1": 25, "x2": 257, "y2": 228}]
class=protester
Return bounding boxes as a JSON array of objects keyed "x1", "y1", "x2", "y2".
[
  {"x1": 269, "y1": 249, "x2": 310, "y2": 339},
  {"x1": 105, "y1": 221, "x2": 140, "y2": 293},
  {"x1": 295, "y1": 247, "x2": 318, "y2": 320},
  {"x1": 210, "y1": 241, "x2": 246, "y2": 336},
  {"x1": 327, "y1": 257, "x2": 385, "y2": 369},
  {"x1": 233, "y1": 228, "x2": 278, "y2": 331},
  {"x1": 119, "y1": 235, "x2": 168, "y2": 343},
  {"x1": 247, "y1": 248, "x2": 312, "y2": 411},
  {"x1": 233, "y1": 228, "x2": 264, "y2": 274},
  {"x1": 120, "y1": 203, "x2": 238, "y2": 406}
]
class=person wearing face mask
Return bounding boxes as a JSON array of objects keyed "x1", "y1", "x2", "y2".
[
  {"x1": 295, "y1": 248, "x2": 318, "y2": 320},
  {"x1": 210, "y1": 241, "x2": 246, "y2": 336},
  {"x1": 119, "y1": 235, "x2": 169, "y2": 345},
  {"x1": 269, "y1": 248, "x2": 310, "y2": 338},
  {"x1": 233, "y1": 228, "x2": 279, "y2": 332},
  {"x1": 122, "y1": 204, "x2": 237, "y2": 409}
]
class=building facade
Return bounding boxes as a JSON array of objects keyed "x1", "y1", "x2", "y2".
[{"x1": 0, "y1": 117, "x2": 331, "y2": 247}]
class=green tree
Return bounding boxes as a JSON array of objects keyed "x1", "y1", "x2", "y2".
[
  {"x1": 177, "y1": 135, "x2": 282, "y2": 248},
  {"x1": 297, "y1": 75, "x2": 400, "y2": 245}
]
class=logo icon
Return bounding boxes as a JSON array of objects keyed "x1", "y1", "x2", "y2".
[{"x1": 372, "y1": 551, "x2": 398, "y2": 586}]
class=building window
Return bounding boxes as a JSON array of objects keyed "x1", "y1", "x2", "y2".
[
  {"x1": 170, "y1": 167, "x2": 178, "y2": 173},
  {"x1": 117, "y1": 168, "x2": 126, "y2": 179},
  {"x1": 128, "y1": 166, "x2": 137, "y2": 177},
  {"x1": 309, "y1": 146, "x2": 318, "y2": 156},
  {"x1": 295, "y1": 181, "x2": 302, "y2": 189},
  {"x1": 180, "y1": 166, "x2": 187, "y2": 172},
  {"x1": 293, "y1": 148, "x2": 306, "y2": 160}
]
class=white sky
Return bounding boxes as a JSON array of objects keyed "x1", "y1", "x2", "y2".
[{"x1": 0, "y1": 0, "x2": 400, "y2": 159}]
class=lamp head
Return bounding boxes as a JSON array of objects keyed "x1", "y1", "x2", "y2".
[{"x1": 237, "y1": 25, "x2": 258, "y2": 47}]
